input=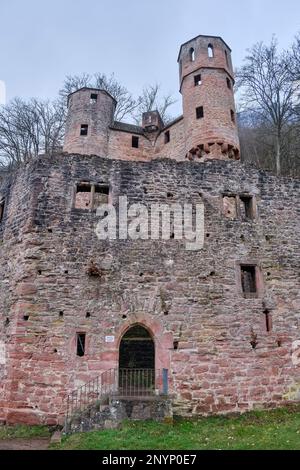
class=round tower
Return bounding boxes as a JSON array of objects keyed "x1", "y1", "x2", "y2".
[
  {"x1": 178, "y1": 35, "x2": 240, "y2": 161},
  {"x1": 63, "y1": 87, "x2": 116, "y2": 156}
]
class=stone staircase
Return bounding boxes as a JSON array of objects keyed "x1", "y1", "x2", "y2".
[{"x1": 64, "y1": 369, "x2": 172, "y2": 434}]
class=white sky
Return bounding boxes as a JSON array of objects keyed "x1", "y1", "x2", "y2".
[{"x1": 0, "y1": 0, "x2": 300, "y2": 115}]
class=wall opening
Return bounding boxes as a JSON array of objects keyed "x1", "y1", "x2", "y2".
[
  {"x1": 76, "y1": 333, "x2": 86, "y2": 357},
  {"x1": 194, "y1": 74, "x2": 202, "y2": 86},
  {"x1": 90, "y1": 93, "x2": 98, "y2": 104},
  {"x1": 189, "y1": 47, "x2": 195, "y2": 62},
  {"x1": 0, "y1": 199, "x2": 5, "y2": 222},
  {"x1": 226, "y1": 77, "x2": 232, "y2": 89},
  {"x1": 240, "y1": 195, "x2": 254, "y2": 220},
  {"x1": 225, "y1": 50, "x2": 229, "y2": 67},
  {"x1": 119, "y1": 325, "x2": 154, "y2": 370},
  {"x1": 132, "y1": 136, "x2": 139, "y2": 148},
  {"x1": 74, "y1": 182, "x2": 109, "y2": 210},
  {"x1": 119, "y1": 325, "x2": 155, "y2": 395},
  {"x1": 264, "y1": 309, "x2": 272, "y2": 332},
  {"x1": 223, "y1": 195, "x2": 237, "y2": 218},
  {"x1": 80, "y1": 124, "x2": 88, "y2": 136},
  {"x1": 164, "y1": 130, "x2": 170, "y2": 144},
  {"x1": 231, "y1": 109, "x2": 235, "y2": 123},
  {"x1": 208, "y1": 44, "x2": 214, "y2": 58},
  {"x1": 196, "y1": 106, "x2": 204, "y2": 119},
  {"x1": 240, "y1": 265, "x2": 258, "y2": 298}
]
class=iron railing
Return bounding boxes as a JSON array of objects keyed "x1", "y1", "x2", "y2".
[
  {"x1": 65, "y1": 368, "x2": 117, "y2": 429},
  {"x1": 65, "y1": 368, "x2": 169, "y2": 430},
  {"x1": 118, "y1": 368, "x2": 156, "y2": 397}
]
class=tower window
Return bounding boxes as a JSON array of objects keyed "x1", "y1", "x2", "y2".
[
  {"x1": 0, "y1": 199, "x2": 4, "y2": 223},
  {"x1": 240, "y1": 195, "x2": 254, "y2": 220},
  {"x1": 189, "y1": 47, "x2": 195, "y2": 62},
  {"x1": 80, "y1": 124, "x2": 88, "y2": 136},
  {"x1": 230, "y1": 110, "x2": 235, "y2": 123},
  {"x1": 208, "y1": 44, "x2": 214, "y2": 58},
  {"x1": 132, "y1": 136, "x2": 139, "y2": 148},
  {"x1": 196, "y1": 106, "x2": 204, "y2": 119},
  {"x1": 226, "y1": 78, "x2": 232, "y2": 90},
  {"x1": 240, "y1": 265, "x2": 257, "y2": 297},
  {"x1": 76, "y1": 333, "x2": 86, "y2": 357},
  {"x1": 164, "y1": 130, "x2": 170, "y2": 143},
  {"x1": 90, "y1": 93, "x2": 98, "y2": 104},
  {"x1": 194, "y1": 74, "x2": 202, "y2": 86},
  {"x1": 225, "y1": 50, "x2": 229, "y2": 67}
]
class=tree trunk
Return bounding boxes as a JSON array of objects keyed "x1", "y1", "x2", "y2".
[{"x1": 275, "y1": 133, "x2": 281, "y2": 176}]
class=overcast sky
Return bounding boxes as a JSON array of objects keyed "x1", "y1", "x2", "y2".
[{"x1": 1, "y1": 0, "x2": 300, "y2": 115}]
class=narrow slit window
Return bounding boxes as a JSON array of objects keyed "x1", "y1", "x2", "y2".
[
  {"x1": 196, "y1": 106, "x2": 204, "y2": 119},
  {"x1": 189, "y1": 47, "x2": 195, "y2": 62},
  {"x1": 80, "y1": 124, "x2": 88, "y2": 136},
  {"x1": 90, "y1": 93, "x2": 98, "y2": 104},
  {"x1": 231, "y1": 109, "x2": 235, "y2": 123},
  {"x1": 241, "y1": 265, "x2": 257, "y2": 297},
  {"x1": 226, "y1": 78, "x2": 232, "y2": 90},
  {"x1": 225, "y1": 50, "x2": 229, "y2": 67},
  {"x1": 76, "y1": 333, "x2": 86, "y2": 357},
  {"x1": 208, "y1": 44, "x2": 214, "y2": 58},
  {"x1": 264, "y1": 310, "x2": 272, "y2": 332},
  {"x1": 194, "y1": 74, "x2": 202, "y2": 86},
  {"x1": 0, "y1": 199, "x2": 4, "y2": 223},
  {"x1": 132, "y1": 136, "x2": 139, "y2": 148},
  {"x1": 164, "y1": 130, "x2": 170, "y2": 144},
  {"x1": 240, "y1": 195, "x2": 254, "y2": 220}
]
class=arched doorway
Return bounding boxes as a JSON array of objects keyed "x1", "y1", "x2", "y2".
[{"x1": 119, "y1": 325, "x2": 155, "y2": 396}]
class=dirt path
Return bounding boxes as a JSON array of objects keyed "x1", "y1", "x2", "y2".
[{"x1": 0, "y1": 438, "x2": 50, "y2": 450}]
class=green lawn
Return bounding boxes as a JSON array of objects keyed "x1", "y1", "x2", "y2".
[
  {"x1": 0, "y1": 424, "x2": 50, "y2": 440},
  {"x1": 53, "y1": 406, "x2": 300, "y2": 450}
]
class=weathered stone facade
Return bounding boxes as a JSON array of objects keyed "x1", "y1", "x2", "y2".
[{"x1": 0, "y1": 34, "x2": 299, "y2": 426}]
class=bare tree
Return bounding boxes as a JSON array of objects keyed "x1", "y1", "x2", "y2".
[
  {"x1": 132, "y1": 83, "x2": 177, "y2": 125},
  {"x1": 0, "y1": 98, "x2": 65, "y2": 168},
  {"x1": 236, "y1": 38, "x2": 299, "y2": 175},
  {"x1": 59, "y1": 73, "x2": 137, "y2": 121}
]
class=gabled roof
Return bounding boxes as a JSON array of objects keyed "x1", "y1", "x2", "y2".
[
  {"x1": 177, "y1": 34, "x2": 232, "y2": 61},
  {"x1": 111, "y1": 121, "x2": 144, "y2": 135}
]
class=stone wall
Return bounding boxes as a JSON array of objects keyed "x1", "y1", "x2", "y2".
[{"x1": 0, "y1": 153, "x2": 299, "y2": 424}]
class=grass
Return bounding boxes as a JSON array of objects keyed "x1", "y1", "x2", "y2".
[
  {"x1": 52, "y1": 406, "x2": 300, "y2": 450},
  {"x1": 0, "y1": 424, "x2": 50, "y2": 440}
]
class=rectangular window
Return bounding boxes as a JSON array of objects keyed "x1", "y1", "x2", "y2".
[
  {"x1": 196, "y1": 106, "x2": 204, "y2": 119},
  {"x1": 0, "y1": 199, "x2": 4, "y2": 222},
  {"x1": 75, "y1": 183, "x2": 92, "y2": 209},
  {"x1": 231, "y1": 110, "x2": 235, "y2": 123},
  {"x1": 223, "y1": 195, "x2": 237, "y2": 218},
  {"x1": 94, "y1": 185, "x2": 109, "y2": 207},
  {"x1": 194, "y1": 74, "x2": 202, "y2": 86},
  {"x1": 90, "y1": 93, "x2": 98, "y2": 104},
  {"x1": 164, "y1": 130, "x2": 170, "y2": 144},
  {"x1": 74, "y1": 183, "x2": 109, "y2": 210},
  {"x1": 240, "y1": 195, "x2": 254, "y2": 220},
  {"x1": 241, "y1": 265, "x2": 257, "y2": 297},
  {"x1": 80, "y1": 124, "x2": 88, "y2": 136},
  {"x1": 132, "y1": 136, "x2": 139, "y2": 148},
  {"x1": 76, "y1": 333, "x2": 86, "y2": 357}
]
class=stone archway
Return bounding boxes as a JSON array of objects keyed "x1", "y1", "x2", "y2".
[{"x1": 119, "y1": 324, "x2": 155, "y2": 395}]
